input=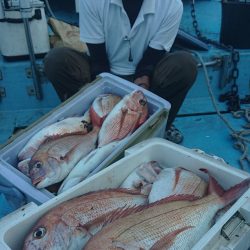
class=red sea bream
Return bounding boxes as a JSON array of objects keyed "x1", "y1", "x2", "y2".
[
  {"x1": 89, "y1": 93, "x2": 122, "y2": 127},
  {"x1": 98, "y1": 90, "x2": 148, "y2": 147},
  {"x1": 28, "y1": 127, "x2": 99, "y2": 189},
  {"x1": 23, "y1": 189, "x2": 147, "y2": 250},
  {"x1": 149, "y1": 167, "x2": 208, "y2": 203},
  {"x1": 85, "y1": 175, "x2": 250, "y2": 250},
  {"x1": 18, "y1": 112, "x2": 91, "y2": 161}
]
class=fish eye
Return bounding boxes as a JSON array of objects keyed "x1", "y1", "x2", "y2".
[
  {"x1": 85, "y1": 123, "x2": 91, "y2": 131},
  {"x1": 35, "y1": 162, "x2": 43, "y2": 169},
  {"x1": 81, "y1": 120, "x2": 88, "y2": 127},
  {"x1": 33, "y1": 227, "x2": 46, "y2": 239},
  {"x1": 139, "y1": 99, "x2": 147, "y2": 106}
]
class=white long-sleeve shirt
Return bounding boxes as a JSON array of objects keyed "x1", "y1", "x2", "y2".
[{"x1": 79, "y1": 0, "x2": 183, "y2": 75}]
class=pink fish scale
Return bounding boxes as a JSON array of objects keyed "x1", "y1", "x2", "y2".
[
  {"x1": 84, "y1": 193, "x2": 229, "y2": 249},
  {"x1": 98, "y1": 90, "x2": 148, "y2": 147}
]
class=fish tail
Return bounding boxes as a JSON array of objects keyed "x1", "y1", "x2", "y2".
[
  {"x1": 200, "y1": 168, "x2": 250, "y2": 205},
  {"x1": 222, "y1": 178, "x2": 250, "y2": 206}
]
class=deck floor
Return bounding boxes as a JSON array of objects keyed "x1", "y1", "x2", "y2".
[{"x1": 175, "y1": 112, "x2": 249, "y2": 170}]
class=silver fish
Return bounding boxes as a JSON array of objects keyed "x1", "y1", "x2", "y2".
[{"x1": 58, "y1": 141, "x2": 120, "y2": 194}]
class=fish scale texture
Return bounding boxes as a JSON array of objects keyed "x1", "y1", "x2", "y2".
[
  {"x1": 149, "y1": 168, "x2": 208, "y2": 203},
  {"x1": 29, "y1": 128, "x2": 99, "y2": 188},
  {"x1": 84, "y1": 195, "x2": 224, "y2": 249},
  {"x1": 23, "y1": 190, "x2": 147, "y2": 250},
  {"x1": 90, "y1": 94, "x2": 122, "y2": 127},
  {"x1": 18, "y1": 115, "x2": 90, "y2": 161},
  {"x1": 98, "y1": 90, "x2": 148, "y2": 147}
]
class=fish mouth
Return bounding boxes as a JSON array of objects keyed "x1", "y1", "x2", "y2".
[{"x1": 32, "y1": 176, "x2": 44, "y2": 187}]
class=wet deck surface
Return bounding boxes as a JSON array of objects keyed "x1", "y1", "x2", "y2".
[{"x1": 175, "y1": 112, "x2": 249, "y2": 170}]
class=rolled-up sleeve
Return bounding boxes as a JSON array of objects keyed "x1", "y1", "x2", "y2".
[
  {"x1": 79, "y1": 0, "x2": 105, "y2": 44},
  {"x1": 149, "y1": 2, "x2": 183, "y2": 51}
]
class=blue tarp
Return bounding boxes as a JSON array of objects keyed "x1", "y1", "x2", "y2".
[{"x1": 0, "y1": 185, "x2": 26, "y2": 219}]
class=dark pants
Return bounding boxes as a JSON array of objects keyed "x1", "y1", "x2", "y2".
[{"x1": 43, "y1": 47, "x2": 197, "y2": 129}]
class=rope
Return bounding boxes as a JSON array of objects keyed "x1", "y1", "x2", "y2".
[
  {"x1": 194, "y1": 51, "x2": 250, "y2": 170},
  {"x1": 44, "y1": 0, "x2": 56, "y2": 19}
]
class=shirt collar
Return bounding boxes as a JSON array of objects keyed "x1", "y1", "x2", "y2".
[
  {"x1": 110, "y1": 0, "x2": 123, "y2": 7},
  {"x1": 110, "y1": 0, "x2": 156, "y2": 14},
  {"x1": 141, "y1": 0, "x2": 156, "y2": 15}
]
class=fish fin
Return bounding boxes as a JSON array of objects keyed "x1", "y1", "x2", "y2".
[
  {"x1": 199, "y1": 168, "x2": 224, "y2": 196},
  {"x1": 149, "y1": 194, "x2": 199, "y2": 207},
  {"x1": 114, "y1": 188, "x2": 148, "y2": 196},
  {"x1": 150, "y1": 226, "x2": 194, "y2": 250},
  {"x1": 61, "y1": 128, "x2": 99, "y2": 161},
  {"x1": 74, "y1": 226, "x2": 94, "y2": 246},
  {"x1": 112, "y1": 240, "x2": 145, "y2": 250},
  {"x1": 40, "y1": 131, "x2": 90, "y2": 147},
  {"x1": 84, "y1": 188, "x2": 147, "y2": 196},
  {"x1": 173, "y1": 168, "x2": 181, "y2": 191},
  {"x1": 121, "y1": 108, "x2": 140, "y2": 133},
  {"x1": 201, "y1": 169, "x2": 250, "y2": 206},
  {"x1": 100, "y1": 204, "x2": 146, "y2": 227},
  {"x1": 79, "y1": 189, "x2": 147, "y2": 228},
  {"x1": 69, "y1": 188, "x2": 146, "y2": 201},
  {"x1": 76, "y1": 226, "x2": 93, "y2": 237},
  {"x1": 60, "y1": 143, "x2": 80, "y2": 162},
  {"x1": 118, "y1": 108, "x2": 129, "y2": 136},
  {"x1": 126, "y1": 109, "x2": 142, "y2": 132},
  {"x1": 222, "y1": 178, "x2": 250, "y2": 206}
]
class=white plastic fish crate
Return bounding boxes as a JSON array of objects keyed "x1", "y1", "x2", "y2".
[
  {"x1": 0, "y1": 138, "x2": 250, "y2": 250},
  {"x1": 0, "y1": 73, "x2": 170, "y2": 204}
]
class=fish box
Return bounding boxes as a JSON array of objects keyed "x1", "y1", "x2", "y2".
[
  {"x1": 0, "y1": 138, "x2": 250, "y2": 250},
  {"x1": 0, "y1": 73, "x2": 170, "y2": 204}
]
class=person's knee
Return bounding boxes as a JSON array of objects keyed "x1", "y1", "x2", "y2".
[
  {"x1": 152, "y1": 51, "x2": 198, "y2": 89},
  {"x1": 43, "y1": 47, "x2": 70, "y2": 80},
  {"x1": 174, "y1": 51, "x2": 198, "y2": 86}
]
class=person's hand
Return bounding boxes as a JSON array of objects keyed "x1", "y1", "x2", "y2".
[{"x1": 134, "y1": 75, "x2": 150, "y2": 90}]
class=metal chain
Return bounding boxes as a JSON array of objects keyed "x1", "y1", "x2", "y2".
[
  {"x1": 190, "y1": 1, "x2": 229, "y2": 50},
  {"x1": 190, "y1": 1, "x2": 250, "y2": 169},
  {"x1": 230, "y1": 48, "x2": 240, "y2": 94},
  {"x1": 232, "y1": 108, "x2": 250, "y2": 170},
  {"x1": 190, "y1": 0, "x2": 241, "y2": 112},
  {"x1": 196, "y1": 51, "x2": 250, "y2": 170}
]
